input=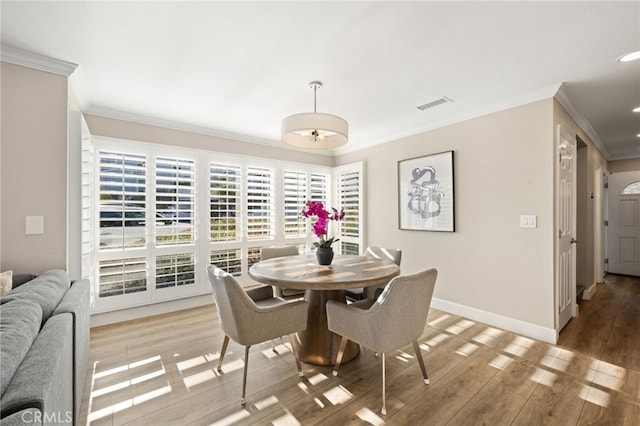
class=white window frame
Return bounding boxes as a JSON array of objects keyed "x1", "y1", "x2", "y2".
[{"x1": 89, "y1": 137, "x2": 349, "y2": 312}]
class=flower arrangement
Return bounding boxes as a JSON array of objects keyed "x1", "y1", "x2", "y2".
[{"x1": 300, "y1": 200, "x2": 345, "y2": 248}]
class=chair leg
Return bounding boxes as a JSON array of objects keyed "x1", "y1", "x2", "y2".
[
  {"x1": 288, "y1": 333, "x2": 303, "y2": 377},
  {"x1": 412, "y1": 340, "x2": 429, "y2": 384},
  {"x1": 241, "y1": 345, "x2": 251, "y2": 405},
  {"x1": 332, "y1": 336, "x2": 349, "y2": 377},
  {"x1": 217, "y1": 335, "x2": 230, "y2": 372},
  {"x1": 381, "y1": 352, "x2": 387, "y2": 415}
]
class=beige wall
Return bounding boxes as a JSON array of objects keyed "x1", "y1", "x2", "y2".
[
  {"x1": 337, "y1": 99, "x2": 557, "y2": 336},
  {"x1": 608, "y1": 158, "x2": 640, "y2": 173},
  {"x1": 2, "y1": 61, "x2": 611, "y2": 340},
  {"x1": 85, "y1": 115, "x2": 334, "y2": 167},
  {"x1": 1, "y1": 62, "x2": 68, "y2": 272}
]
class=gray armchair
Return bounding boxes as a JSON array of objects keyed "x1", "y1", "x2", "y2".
[
  {"x1": 260, "y1": 245, "x2": 305, "y2": 298},
  {"x1": 206, "y1": 265, "x2": 308, "y2": 405},
  {"x1": 326, "y1": 268, "x2": 438, "y2": 415},
  {"x1": 345, "y1": 246, "x2": 402, "y2": 301}
]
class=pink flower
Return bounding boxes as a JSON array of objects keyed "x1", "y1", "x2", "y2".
[{"x1": 300, "y1": 200, "x2": 345, "y2": 248}]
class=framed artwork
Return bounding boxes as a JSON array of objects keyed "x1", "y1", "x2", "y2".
[{"x1": 398, "y1": 150, "x2": 455, "y2": 232}]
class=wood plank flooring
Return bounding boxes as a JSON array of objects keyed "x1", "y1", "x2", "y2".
[{"x1": 79, "y1": 275, "x2": 640, "y2": 425}]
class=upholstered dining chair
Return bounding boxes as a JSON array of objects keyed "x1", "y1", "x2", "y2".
[
  {"x1": 206, "y1": 265, "x2": 308, "y2": 405},
  {"x1": 326, "y1": 268, "x2": 438, "y2": 415},
  {"x1": 260, "y1": 245, "x2": 305, "y2": 299},
  {"x1": 344, "y1": 246, "x2": 402, "y2": 301}
]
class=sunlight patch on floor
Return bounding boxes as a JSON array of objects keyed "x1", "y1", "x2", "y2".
[
  {"x1": 503, "y1": 336, "x2": 534, "y2": 357},
  {"x1": 254, "y1": 395, "x2": 279, "y2": 411},
  {"x1": 131, "y1": 368, "x2": 166, "y2": 385},
  {"x1": 424, "y1": 332, "x2": 449, "y2": 348},
  {"x1": 579, "y1": 384, "x2": 610, "y2": 407},
  {"x1": 183, "y1": 369, "x2": 217, "y2": 389},
  {"x1": 455, "y1": 342, "x2": 480, "y2": 357},
  {"x1": 323, "y1": 385, "x2": 354, "y2": 405},
  {"x1": 446, "y1": 319, "x2": 475, "y2": 335},
  {"x1": 396, "y1": 350, "x2": 414, "y2": 362},
  {"x1": 489, "y1": 353, "x2": 513, "y2": 370},
  {"x1": 471, "y1": 326, "x2": 504, "y2": 345},
  {"x1": 271, "y1": 409, "x2": 301, "y2": 426},
  {"x1": 591, "y1": 360, "x2": 626, "y2": 392},
  {"x1": 307, "y1": 373, "x2": 329, "y2": 386},
  {"x1": 176, "y1": 355, "x2": 209, "y2": 372},
  {"x1": 530, "y1": 366, "x2": 558, "y2": 387},
  {"x1": 356, "y1": 407, "x2": 385, "y2": 425},
  {"x1": 262, "y1": 342, "x2": 292, "y2": 359},
  {"x1": 88, "y1": 385, "x2": 171, "y2": 422},
  {"x1": 209, "y1": 408, "x2": 251, "y2": 426},
  {"x1": 428, "y1": 314, "x2": 450, "y2": 327},
  {"x1": 539, "y1": 347, "x2": 574, "y2": 373},
  {"x1": 93, "y1": 355, "x2": 161, "y2": 380},
  {"x1": 91, "y1": 367, "x2": 166, "y2": 398},
  {"x1": 314, "y1": 397, "x2": 325, "y2": 408},
  {"x1": 215, "y1": 358, "x2": 244, "y2": 374},
  {"x1": 132, "y1": 385, "x2": 171, "y2": 404}
]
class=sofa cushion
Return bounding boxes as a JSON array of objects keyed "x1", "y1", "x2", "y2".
[
  {"x1": 0, "y1": 298, "x2": 43, "y2": 397},
  {"x1": 0, "y1": 314, "x2": 73, "y2": 423},
  {"x1": 0, "y1": 409, "x2": 42, "y2": 426},
  {"x1": 1, "y1": 270, "x2": 70, "y2": 324}
]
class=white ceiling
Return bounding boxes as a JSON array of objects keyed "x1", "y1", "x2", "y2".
[{"x1": 2, "y1": 1, "x2": 639, "y2": 159}]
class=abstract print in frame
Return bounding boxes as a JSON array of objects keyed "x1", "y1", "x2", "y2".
[{"x1": 398, "y1": 150, "x2": 454, "y2": 232}]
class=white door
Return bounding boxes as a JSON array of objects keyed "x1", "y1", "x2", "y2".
[
  {"x1": 607, "y1": 171, "x2": 640, "y2": 276},
  {"x1": 556, "y1": 126, "x2": 577, "y2": 332}
]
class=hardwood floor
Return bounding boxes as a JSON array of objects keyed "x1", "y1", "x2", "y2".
[{"x1": 79, "y1": 275, "x2": 640, "y2": 425}]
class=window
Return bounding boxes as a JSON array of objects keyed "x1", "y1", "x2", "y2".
[
  {"x1": 246, "y1": 167, "x2": 275, "y2": 241},
  {"x1": 98, "y1": 152, "x2": 147, "y2": 250},
  {"x1": 210, "y1": 163, "x2": 242, "y2": 242},
  {"x1": 622, "y1": 181, "x2": 640, "y2": 194},
  {"x1": 155, "y1": 157, "x2": 196, "y2": 245},
  {"x1": 89, "y1": 137, "x2": 359, "y2": 313},
  {"x1": 284, "y1": 171, "x2": 307, "y2": 238},
  {"x1": 335, "y1": 162, "x2": 364, "y2": 255}
]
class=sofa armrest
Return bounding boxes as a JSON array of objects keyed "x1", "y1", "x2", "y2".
[
  {"x1": 0, "y1": 314, "x2": 73, "y2": 425},
  {"x1": 53, "y1": 279, "x2": 90, "y2": 423}
]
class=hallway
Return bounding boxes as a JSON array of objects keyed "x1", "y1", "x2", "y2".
[{"x1": 558, "y1": 274, "x2": 640, "y2": 373}]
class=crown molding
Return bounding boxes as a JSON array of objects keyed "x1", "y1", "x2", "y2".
[
  {"x1": 1, "y1": 45, "x2": 78, "y2": 77},
  {"x1": 85, "y1": 106, "x2": 335, "y2": 158},
  {"x1": 335, "y1": 83, "x2": 564, "y2": 156},
  {"x1": 554, "y1": 84, "x2": 610, "y2": 160}
]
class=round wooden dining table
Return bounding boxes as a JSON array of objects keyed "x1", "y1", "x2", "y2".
[{"x1": 248, "y1": 254, "x2": 400, "y2": 366}]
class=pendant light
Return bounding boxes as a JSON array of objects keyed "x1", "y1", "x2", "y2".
[{"x1": 281, "y1": 81, "x2": 348, "y2": 149}]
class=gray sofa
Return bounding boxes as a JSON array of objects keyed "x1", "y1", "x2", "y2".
[{"x1": 0, "y1": 270, "x2": 90, "y2": 426}]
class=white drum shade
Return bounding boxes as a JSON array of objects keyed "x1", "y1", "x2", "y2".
[{"x1": 281, "y1": 112, "x2": 348, "y2": 150}]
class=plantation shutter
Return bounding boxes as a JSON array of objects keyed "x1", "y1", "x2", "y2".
[
  {"x1": 310, "y1": 173, "x2": 328, "y2": 203},
  {"x1": 155, "y1": 157, "x2": 196, "y2": 245},
  {"x1": 210, "y1": 163, "x2": 242, "y2": 242},
  {"x1": 246, "y1": 166, "x2": 275, "y2": 241},
  {"x1": 336, "y1": 163, "x2": 363, "y2": 255},
  {"x1": 284, "y1": 170, "x2": 307, "y2": 238},
  {"x1": 97, "y1": 151, "x2": 149, "y2": 302}
]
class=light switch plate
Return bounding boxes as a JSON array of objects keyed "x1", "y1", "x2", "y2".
[
  {"x1": 26, "y1": 216, "x2": 44, "y2": 235},
  {"x1": 520, "y1": 215, "x2": 537, "y2": 228}
]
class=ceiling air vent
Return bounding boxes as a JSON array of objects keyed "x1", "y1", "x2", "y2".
[{"x1": 417, "y1": 96, "x2": 453, "y2": 111}]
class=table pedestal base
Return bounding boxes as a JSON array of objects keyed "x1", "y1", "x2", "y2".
[{"x1": 298, "y1": 289, "x2": 359, "y2": 366}]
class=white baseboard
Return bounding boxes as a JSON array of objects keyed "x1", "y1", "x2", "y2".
[
  {"x1": 583, "y1": 282, "x2": 597, "y2": 300},
  {"x1": 90, "y1": 294, "x2": 212, "y2": 328},
  {"x1": 431, "y1": 298, "x2": 557, "y2": 344}
]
